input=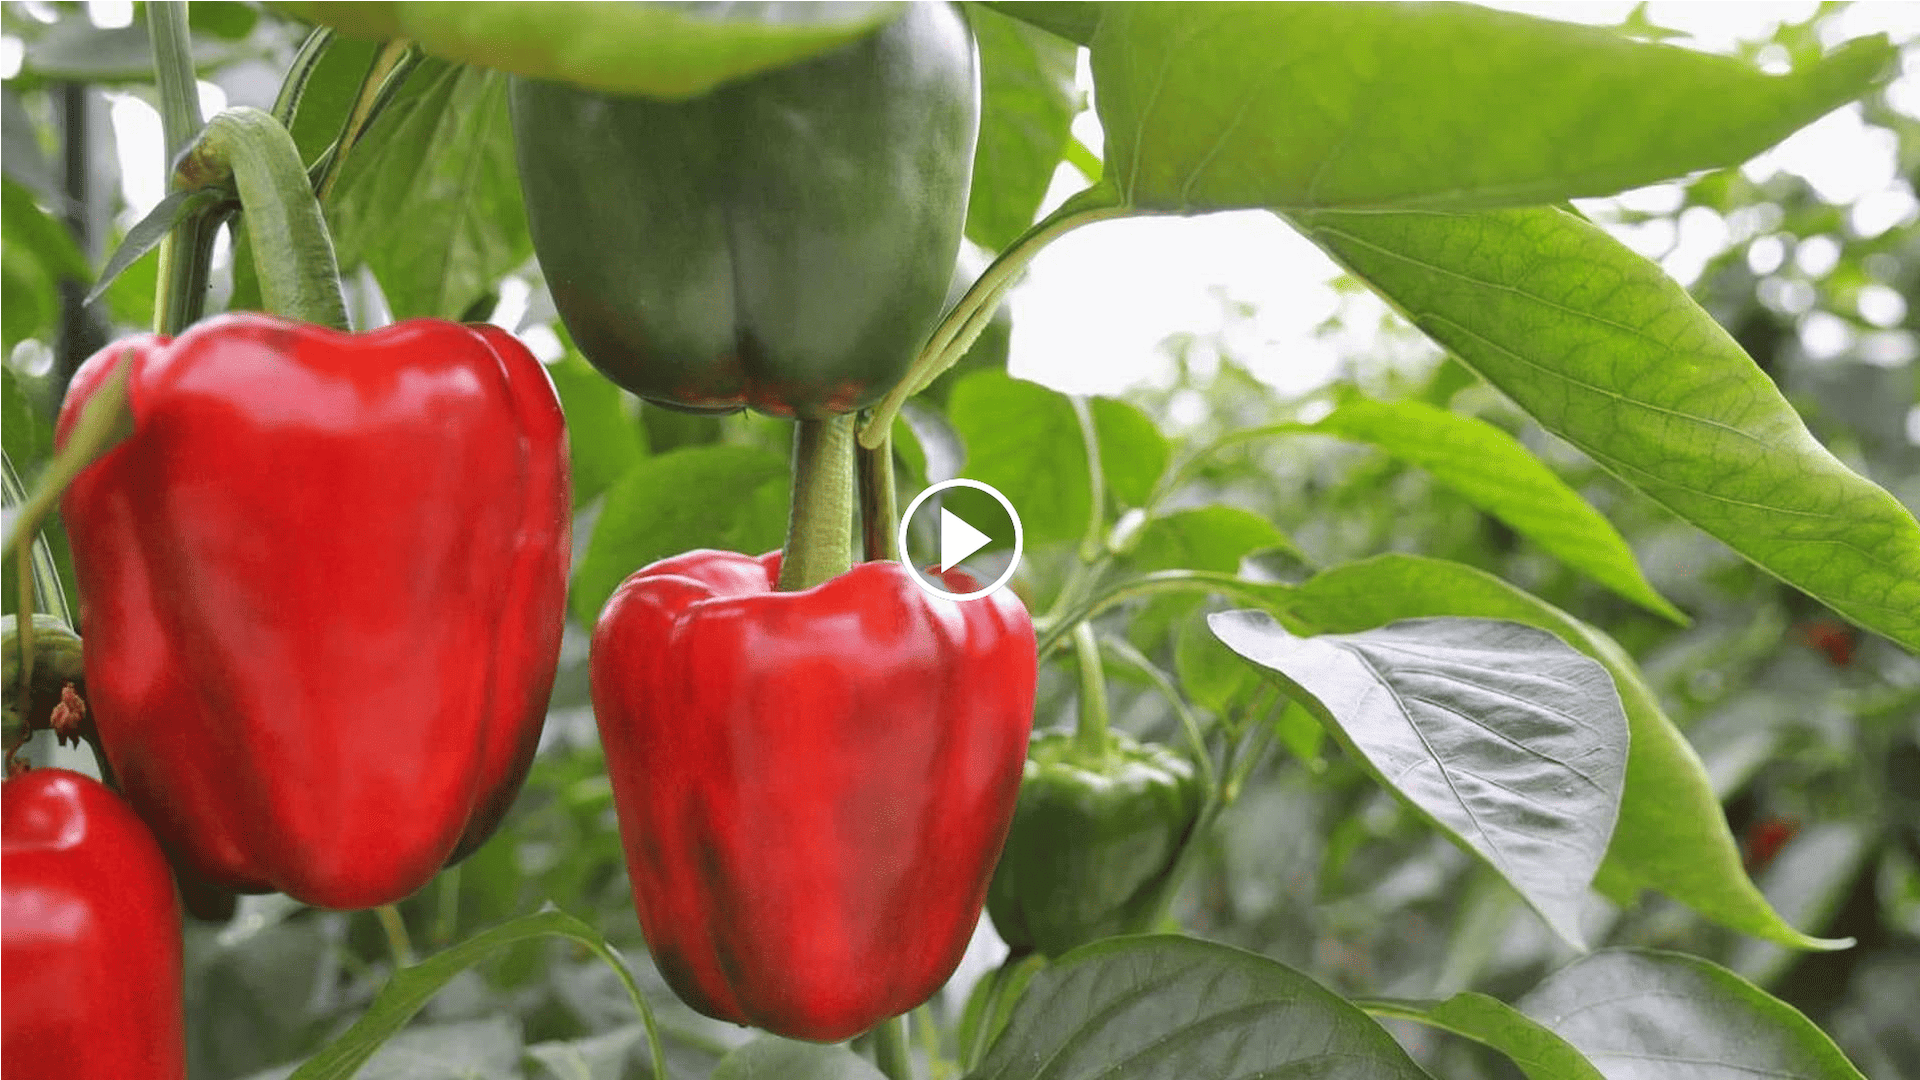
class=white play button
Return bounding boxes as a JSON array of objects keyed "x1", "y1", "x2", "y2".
[
  {"x1": 939, "y1": 508, "x2": 992, "y2": 572},
  {"x1": 896, "y1": 478, "x2": 1024, "y2": 602}
]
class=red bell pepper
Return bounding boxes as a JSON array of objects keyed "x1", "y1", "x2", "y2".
[
  {"x1": 55, "y1": 313, "x2": 570, "y2": 910},
  {"x1": 3, "y1": 768, "x2": 185, "y2": 1078},
  {"x1": 589, "y1": 549, "x2": 1035, "y2": 1041}
]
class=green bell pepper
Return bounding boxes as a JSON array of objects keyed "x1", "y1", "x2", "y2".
[
  {"x1": 509, "y1": 2, "x2": 979, "y2": 418},
  {"x1": 987, "y1": 728, "x2": 1204, "y2": 959}
]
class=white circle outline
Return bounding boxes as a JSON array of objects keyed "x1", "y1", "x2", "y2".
[{"x1": 896, "y1": 478, "x2": 1023, "y2": 602}]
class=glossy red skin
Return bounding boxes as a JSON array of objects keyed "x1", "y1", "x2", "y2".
[
  {"x1": 56, "y1": 313, "x2": 570, "y2": 910},
  {"x1": 590, "y1": 550, "x2": 1035, "y2": 1041},
  {"x1": 3, "y1": 769, "x2": 186, "y2": 1078}
]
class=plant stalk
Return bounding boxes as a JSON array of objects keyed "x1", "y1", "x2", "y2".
[
  {"x1": 872, "y1": 1014, "x2": 914, "y2": 1080},
  {"x1": 375, "y1": 904, "x2": 416, "y2": 968},
  {"x1": 859, "y1": 425, "x2": 899, "y2": 562},
  {"x1": 778, "y1": 414, "x2": 856, "y2": 591},
  {"x1": 148, "y1": 0, "x2": 216, "y2": 336},
  {"x1": 175, "y1": 107, "x2": 350, "y2": 331},
  {"x1": 1072, "y1": 621, "x2": 1112, "y2": 758}
]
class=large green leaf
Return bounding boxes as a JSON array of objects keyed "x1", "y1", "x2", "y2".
[
  {"x1": 570, "y1": 445, "x2": 789, "y2": 626},
  {"x1": 275, "y1": 2, "x2": 904, "y2": 100},
  {"x1": 1090, "y1": 396, "x2": 1167, "y2": 509},
  {"x1": 545, "y1": 350, "x2": 646, "y2": 505},
  {"x1": 1518, "y1": 950, "x2": 1867, "y2": 1079},
  {"x1": 1280, "y1": 554, "x2": 1841, "y2": 950},
  {"x1": 1291, "y1": 206, "x2": 1920, "y2": 653},
  {"x1": 1312, "y1": 398, "x2": 1683, "y2": 622},
  {"x1": 1209, "y1": 613, "x2": 1628, "y2": 947},
  {"x1": 327, "y1": 60, "x2": 530, "y2": 322},
  {"x1": 966, "y1": 936, "x2": 1430, "y2": 1079},
  {"x1": 1362, "y1": 993, "x2": 1604, "y2": 1080},
  {"x1": 1126, "y1": 505, "x2": 1292, "y2": 573},
  {"x1": 945, "y1": 370, "x2": 1089, "y2": 545},
  {"x1": 1090, "y1": 4, "x2": 1891, "y2": 211},
  {"x1": 966, "y1": 4, "x2": 1080, "y2": 250}
]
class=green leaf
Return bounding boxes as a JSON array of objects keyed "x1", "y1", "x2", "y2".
[
  {"x1": 1127, "y1": 505, "x2": 1293, "y2": 573},
  {"x1": 288, "y1": 908, "x2": 650, "y2": 1080},
  {"x1": 1518, "y1": 949, "x2": 1868, "y2": 1079},
  {"x1": 966, "y1": 936, "x2": 1429, "y2": 1079},
  {"x1": 1279, "y1": 553, "x2": 1842, "y2": 950},
  {"x1": 570, "y1": 445, "x2": 789, "y2": 625},
  {"x1": 1091, "y1": 4, "x2": 1892, "y2": 212},
  {"x1": 2, "y1": 177, "x2": 89, "y2": 353},
  {"x1": 328, "y1": 60, "x2": 531, "y2": 322},
  {"x1": 965, "y1": 4, "x2": 1079, "y2": 250},
  {"x1": 1174, "y1": 609, "x2": 1257, "y2": 714},
  {"x1": 276, "y1": 1, "x2": 905, "y2": 100},
  {"x1": 1361, "y1": 993, "x2": 1604, "y2": 1080},
  {"x1": 946, "y1": 370, "x2": 1088, "y2": 545},
  {"x1": 975, "y1": 2, "x2": 1101, "y2": 47},
  {"x1": 1311, "y1": 397, "x2": 1683, "y2": 622},
  {"x1": 1090, "y1": 397, "x2": 1167, "y2": 510},
  {"x1": 545, "y1": 351, "x2": 646, "y2": 505},
  {"x1": 1290, "y1": 206, "x2": 1920, "y2": 652},
  {"x1": 1730, "y1": 823, "x2": 1874, "y2": 986},
  {"x1": 1209, "y1": 612, "x2": 1628, "y2": 947},
  {"x1": 84, "y1": 189, "x2": 226, "y2": 307},
  {"x1": 712, "y1": 1036, "x2": 887, "y2": 1080},
  {"x1": 287, "y1": 35, "x2": 384, "y2": 166}
]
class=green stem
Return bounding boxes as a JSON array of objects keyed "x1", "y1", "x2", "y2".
[
  {"x1": 12, "y1": 547, "x2": 31, "y2": 679},
  {"x1": 858, "y1": 425, "x2": 900, "y2": 562},
  {"x1": 1, "y1": 457, "x2": 72, "y2": 627},
  {"x1": 375, "y1": 904, "x2": 416, "y2": 968},
  {"x1": 859, "y1": 184, "x2": 1129, "y2": 449},
  {"x1": 314, "y1": 38, "x2": 418, "y2": 205},
  {"x1": 1096, "y1": 633, "x2": 1217, "y2": 793},
  {"x1": 153, "y1": 207, "x2": 226, "y2": 336},
  {"x1": 0, "y1": 352, "x2": 136, "y2": 566},
  {"x1": 1034, "y1": 570, "x2": 1296, "y2": 656},
  {"x1": 576, "y1": 942, "x2": 668, "y2": 1080},
  {"x1": 872, "y1": 1014, "x2": 914, "y2": 1080},
  {"x1": 431, "y1": 865, "x2": 460, "y2": 947},
  {"x1": 778, "y1": 414, "x2": 856, "y2": 591},
  {"x1": 271, "y1": 27, "x2": 335, "y2": 128},
  {"x1": 912, "y1": 1004, "x2": 946, "y2": 1080},
  {"x1": 149, "y1": 1, "x2": 201, "y2": 156},
  {"x1": 148, "y1": 0, "x2": 216, "y2": 336},
  {"x1": 176, "y1": 107, "x2": 350, "y2": 330},
  {"x1": 1072, "y1": 622, "x2": 1111, "y2": 758},
  {"x1": 1070, "y1": 397, "x2": 1107, "y2": 563}
]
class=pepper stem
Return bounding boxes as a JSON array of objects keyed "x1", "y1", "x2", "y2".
[
  {"x1": 777, "y1": 414, "x2": 856, "y2": 591},
  {"x1": 858, "y1": 424, "x2": 899, "y2": 562},
  {"x1": 871, "y1": 1014, "x2": 913, "y2": 1080},
  {"x1": 1072, "y1": 622, "x2": 1112, "y2": 758},
  {"x1": 175, "y1": 107, "x2": 351, "y2": 331}
]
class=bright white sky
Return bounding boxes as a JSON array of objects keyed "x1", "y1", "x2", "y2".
[{"x1": 20, "y1": 0, "x2": 1920, "y2": 438}]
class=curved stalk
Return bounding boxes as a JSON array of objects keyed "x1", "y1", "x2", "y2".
[
  {"x1": 176, "y1": 107, "x2": 350, "y2": 330},
  {"x1": 859, "y1": 184, "x2": 1129, "y2": 449}
]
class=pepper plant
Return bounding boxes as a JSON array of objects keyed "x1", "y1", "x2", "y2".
[{"x1": 3, "y1": 2, "x2": 1918, "y2": 1078}]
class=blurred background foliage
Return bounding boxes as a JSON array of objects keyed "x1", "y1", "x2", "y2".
[{"x1": 3, "y1": 2, "x2": 1917, "y2": 1077}]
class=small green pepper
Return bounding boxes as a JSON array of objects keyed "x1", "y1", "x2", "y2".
[
  {"x1": 987, "y1": 625, "x2": 1205, "y2": 958},
  {"x1": 988, "y1": 729, "x2": 1203, "y2": 958}
]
